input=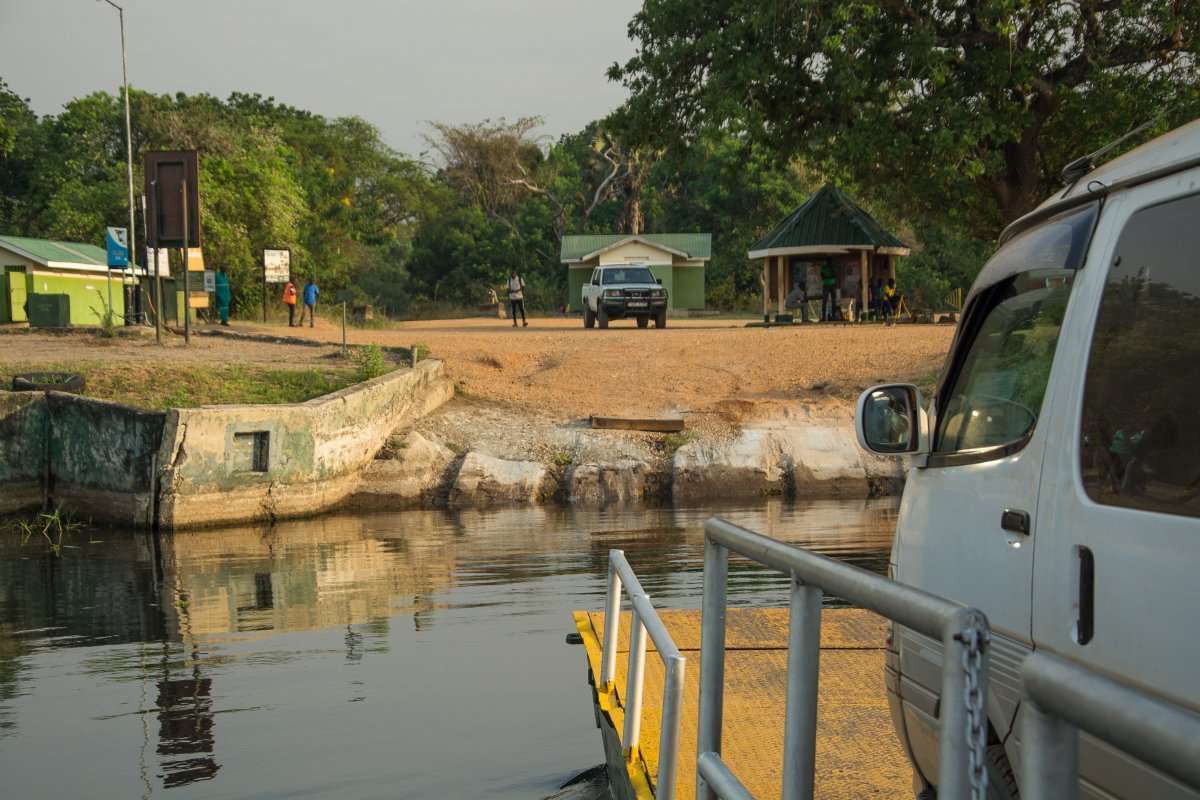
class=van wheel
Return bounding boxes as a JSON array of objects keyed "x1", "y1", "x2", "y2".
[
  {"x1": 654, "y1": 309, "x2": 667, "y2": 329},
  {"x1": 584, "y1": 304, "x2": 595, "y2": 328},
  {"x1": 985, "y1": 744, "x2": 1020, "y2": 800},
  {"x1": 636, "y1": 315, "x2": 649, "y2": 328},
  {"x1": 597, "y1": 306, "x2": 609, "y2": 329}
]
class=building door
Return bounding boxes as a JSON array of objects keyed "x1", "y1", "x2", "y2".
[{"x1": 5, "y1": 266, "x2": 27, "y2": 322}]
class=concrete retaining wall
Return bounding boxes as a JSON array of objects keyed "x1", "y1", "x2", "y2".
[
  {"x1": 0, "y1": 392, "x2": 48, "y2": 515},
  {"x1": 0, "y1": 391, "x2": 166, "y2": 525},
  {"x1": 157, "y1": 360, "x2": 454, "y2": 528}
]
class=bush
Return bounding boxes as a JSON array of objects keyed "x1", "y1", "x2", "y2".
[{"x1": 354, "y1": 344, "x2": 391, "y2": 381}]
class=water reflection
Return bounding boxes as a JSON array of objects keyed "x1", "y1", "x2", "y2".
[{"x1": 0, "y1": 498, "x2": 896, "y2": 799}]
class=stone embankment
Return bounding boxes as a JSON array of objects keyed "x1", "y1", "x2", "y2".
[{"x1": 351, "y1": 396, "x2": 904, "y2": 508}]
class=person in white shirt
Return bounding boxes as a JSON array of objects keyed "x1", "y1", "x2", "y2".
[{"x1": 506, "y1": 270, "x2": 528, "y2": 327}]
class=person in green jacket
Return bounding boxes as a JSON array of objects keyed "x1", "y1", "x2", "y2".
[{"x1": 215, "y1": 266, "x2": 232, "y2": 326}]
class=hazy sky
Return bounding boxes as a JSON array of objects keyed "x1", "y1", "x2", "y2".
[{"x1": 0, "y1": 0, "x2": 645, "y2": 160}]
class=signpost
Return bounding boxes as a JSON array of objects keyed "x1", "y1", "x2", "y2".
[
  {"x1": 263, "y1": 249, "x2": 291, "y2": 323},
  {"x1": 105, "y1": 227, "x2": 128, "y2": 326},
  {"x1": 145, "y1": 150, "x2": 201, "y2": 344},
  {"x1": 336, "y1": 289, "x2": 354, "y2": 354}
]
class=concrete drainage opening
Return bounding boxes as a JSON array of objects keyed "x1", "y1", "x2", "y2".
[{"x1": 232, "y1": 431, "x2": 270, "y2": 472}]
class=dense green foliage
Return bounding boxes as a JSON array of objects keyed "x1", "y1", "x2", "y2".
[
  {"x1": 612, "y1": 0, "x2": 1200, "y2": 238},
  {"x1": 7, "y1": 1, "x2": 1196, "y2": 321}
]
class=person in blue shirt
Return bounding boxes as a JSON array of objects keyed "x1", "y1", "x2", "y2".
[{"x1": 300, "y1": 277, "x2": 319, "y2": 327}]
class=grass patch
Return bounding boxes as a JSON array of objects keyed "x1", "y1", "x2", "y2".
[
  {"x1": 1, "y1": 505, "x2": 86, "y2": 557},
  {"x1": 662, "y1": 431, "x2": 697, "y2": 455},
  {"x1": 3, "y1": 360, "x2": 361, "y2": 409}
]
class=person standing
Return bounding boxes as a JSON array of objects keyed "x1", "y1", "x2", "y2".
[
  {"x1": 506, "y1": 269, "x2": 527, "y2": 327},
  {"x1": 820, "y1": 258, "x2": 837, "y2": 322},
  {"x1": 215, "y1": 266, "x2": 232, "y2": 326},
  {"x1": 283, "y1": 279, "x2": 297, "y2": 327},
  {"x1": 300, "y1": 277, "x2": 319, "y2": 327}
]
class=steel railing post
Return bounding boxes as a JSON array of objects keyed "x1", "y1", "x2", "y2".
[
  {"x1": 623, "y1": 606, "x2": 648, "y2": 758},
  {"x1": 657, "y1": 653, "x2": 686, "y2": 799},
  {"x1": 697, "y1": 534, "x2": 729, "y2": 800},
  {"x1": 938, "y1": 608, "x2": 989, "y2": 799},
  {"x1": 781, "y1": 573, "x2": 822, "y2": 800},
  {"x1": 1020, "y1": 696, "x2": 1079, "y2": 800},
  {"x1": 601, "y1": 550, "x2": 623, "y2": 689}
]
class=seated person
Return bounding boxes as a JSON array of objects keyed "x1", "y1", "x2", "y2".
[
  {"x1": 784, "y1": 280, "x2": 809, "y2": 322},
  {"x1": 882, "y1": 278, "x2": 898, "y2": 321}
]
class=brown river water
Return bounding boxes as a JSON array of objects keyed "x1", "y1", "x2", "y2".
[{"x1": 0, "y1": 498, "x2": 898, "y2": 799}]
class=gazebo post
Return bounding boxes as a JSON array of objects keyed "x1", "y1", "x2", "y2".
[
  {"x1": 859, "y1": 250, "x2": 869, "y2": 322},
  {"x1": 888, "y1": 254, "x2": 897, "y2": 283},
  {"x1": 776, "y1": 256, "x2": 785, "y2": 317},
  {"x1": 761, "y1": 260, "x2": 770, "y2": 321}
]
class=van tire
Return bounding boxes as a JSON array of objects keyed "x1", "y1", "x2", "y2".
[
  {"x1": 985, "y1": 744, "x2": 1020, "y2": 800},
  {"x1": 584, "y1": 304, "x2": 595, "y2": 328},
  {"x1": 12, "y1": 372, "x2": 86, "y2": 395},
  {"x1": 597, "y1": 305, "x2": 609, "y2": 329}
]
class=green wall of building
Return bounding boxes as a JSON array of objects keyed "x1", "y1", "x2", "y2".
[
  {"x1": 566, "y1": 264, "x2": 704, "y2": 312},
  {"x1": 31, "y1": 272, "x2": 128, "y2": 324}
]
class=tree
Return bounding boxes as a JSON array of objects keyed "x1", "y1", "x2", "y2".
[{"x1": 612, "y1": 0, "x2": 1200, "y2": 237}]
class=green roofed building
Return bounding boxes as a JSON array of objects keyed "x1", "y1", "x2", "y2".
[
  {"x1": 749, "y1": 185, "x2": 910, "y2": 321},
  {"x1": 0, "y1": 235, "x2": 168, "y2": 326},
  {"x1": 560, "y1": 233, "x2": 711, "y2": 312}
]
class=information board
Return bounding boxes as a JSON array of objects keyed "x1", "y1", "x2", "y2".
[
  {"x1": 264, "y1": 249, "x2": 291, "y2": 283},
  {"x1": 106, "y1": 227, "x2": 128, "y2": 268}
]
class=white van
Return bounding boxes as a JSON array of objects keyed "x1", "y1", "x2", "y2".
[{"x1": 856, "y1": 118, "x2": 1200, "y2": 799}]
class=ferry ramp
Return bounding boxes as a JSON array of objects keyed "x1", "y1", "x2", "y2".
[{"x1": 572, "y1": 607, "x2": 911, "y2": 799}]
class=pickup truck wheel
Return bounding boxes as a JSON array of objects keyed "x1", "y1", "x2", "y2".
[
  {"x1": 584, "y1": 304, "x2": 595, "y2": 328},
  {"x1": 636, "y1": 316, "x2": 649, "y2": 328},
  {"x1": 654, "y1": 309, "x2": 667, "y2": 329},
  {"x1": 598, "y1": 305, "x2": 609, "y2": 329}
]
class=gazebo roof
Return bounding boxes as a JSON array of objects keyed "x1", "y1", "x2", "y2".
[{"x1": 748, "y1": 186, "x2": 909, "y2": 258}]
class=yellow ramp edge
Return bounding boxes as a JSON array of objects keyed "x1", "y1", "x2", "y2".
[{"x1": 574, "y1": 607, "x2": 911, "y2": 799}]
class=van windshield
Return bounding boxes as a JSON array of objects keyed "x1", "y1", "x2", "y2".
[{"x1": 933, "y1": 204, "x2": 1096, "y2": 459}]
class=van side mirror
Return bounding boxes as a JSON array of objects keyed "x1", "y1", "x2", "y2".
[
  {"x1": 656, "y1": 278, "x2": 663, "y2": 285},
  {"x1": 855, "y1": 384, "x2": 929, "y2": 461}
]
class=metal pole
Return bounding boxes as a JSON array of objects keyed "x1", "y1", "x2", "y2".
[
  {"x1": 342, "y1": 301, "x2": 347, "y2": 354},
  {"x1": 781, "y1": 574, "x2": 822, "y2": 800},
  {"x1": 107, "y1": 266, "x2": 113, "y2": 326},
  {"x1": 623, "y1": 608, "x2": 647, "y2": 758},
  {"x1": 696, "y1": 534, "x2": 729, "y2": 800},
  {"x1": 181, "y1": 178, "x2": 189, "y2": 345},
  {"x1": 102, "y1": 1, "x2": 137, "y2": 325},
  {"x1": 657, "y1": 654, "x2": 686, "y2": 800},
  {"x1": 937, "y1": 608, "x2": 988, "y2": 798},
  {"x1": 601, "y1": 552, "x2": 622, "y2": 690},
  {"x1": 153, "y1": 247, "x2": 162, "y2": 344},
  {"x1": 1020, "y1": 698, "x2": 1079, "y2": 800},
  {"x1": 696, "y1": 752, "x2": 754, "y2": 800}
]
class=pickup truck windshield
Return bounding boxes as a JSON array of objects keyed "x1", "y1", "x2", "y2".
[{"x1": 602, "y1": 267, "x2": 656, "y2": 285}]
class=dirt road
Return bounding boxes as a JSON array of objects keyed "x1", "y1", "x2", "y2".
[{"x1": 2, "y1": 316, "x2": 955, "y2": 427}]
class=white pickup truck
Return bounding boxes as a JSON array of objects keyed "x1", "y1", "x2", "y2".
[{"x1": 581, "y1": 265, "x2": 669, "y2": 329}]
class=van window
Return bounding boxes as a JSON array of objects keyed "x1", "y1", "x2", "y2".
[
  {"x1": 932, "y1": 204, "x2": 1096, "y2": 464},
  {"x1": 1080, "y1": 192, "x2": 1200, "y2": 518}
]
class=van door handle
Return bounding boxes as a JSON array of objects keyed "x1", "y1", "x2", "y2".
[{"x1": 1001, "y1": 508, "x2": 1030, "y2": 536}]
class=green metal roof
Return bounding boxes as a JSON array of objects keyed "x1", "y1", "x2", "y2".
[
  {"x1": 0, "y1": 235, "x2": 109, "y2": 266},
  {"x1": 751, "y1": 186, "x2": 908, "y2": 252},
  {"x1": 560, "y1": 233, "x2": 712, "y2": 261}
]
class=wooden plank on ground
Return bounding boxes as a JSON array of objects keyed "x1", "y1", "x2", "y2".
[{"x1": 591, "y1": 416, "x2": 685, "y2": 432}]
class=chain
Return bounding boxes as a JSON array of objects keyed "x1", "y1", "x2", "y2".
[{"x1": 956, "y1": 625, "x2": 990, "y2": 800}]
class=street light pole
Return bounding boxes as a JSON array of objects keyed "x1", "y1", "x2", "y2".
[{"x1": 101, "y1": 0, "x2": 137, "y2": 324}]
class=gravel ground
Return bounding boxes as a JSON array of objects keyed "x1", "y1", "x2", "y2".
[{"x1": 1, "y1": 315, "x2": 956, "y2": 441}]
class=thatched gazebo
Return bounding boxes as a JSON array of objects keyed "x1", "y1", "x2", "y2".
[{"x1": 749, "y1": 186, "x2": 910, "y2": 321}]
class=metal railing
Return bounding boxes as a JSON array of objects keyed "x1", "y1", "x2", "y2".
[
  {"x1": 697, "y1": 517, "x2": 991, "y2": 800},
  {"x1": 1019, "y1": 651, "x2": 1200, "y2": 799},
  {"x1": 601, "y1": 549, "x2": 687, "y2": 799}
]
